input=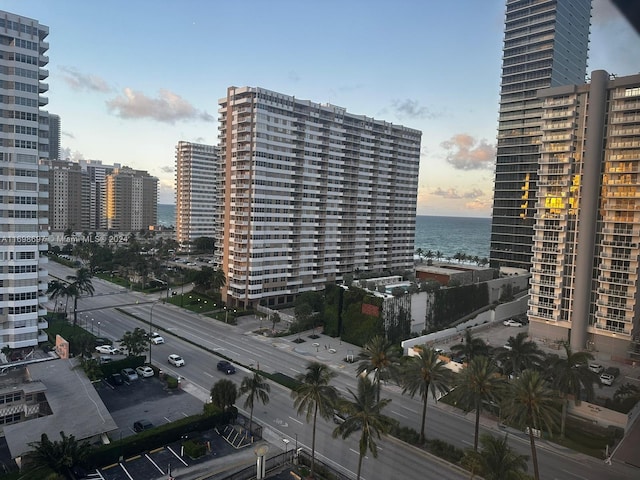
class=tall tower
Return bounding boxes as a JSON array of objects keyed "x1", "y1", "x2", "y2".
[
  {"x1": 48, "y1": 113, "x2": 60, "y2": 160},
  {"x1": 105, "y1": 167, "x2": 158, "y2": 232},
  {"x1": 217, "y1": 87, "x2": 421, "y2": 308},
  {"x1": 529, "y1": 71, "x2": 640, "y2": 360},
  {"x1": 175, "y1": 141, "x2": 219, "y2": 251},
  {"x1": 489, "y1": 0, "x2": 592, "y2": 271},
  {"x1": 0, "y1": 11, "x2": 50, "y2": 348}
]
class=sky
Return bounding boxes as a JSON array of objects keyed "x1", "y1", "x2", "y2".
[{"x1": 3, "y1": 0, "x2": 640, "y2": 217}]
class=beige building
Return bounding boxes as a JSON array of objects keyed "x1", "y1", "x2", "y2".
[
  {"x1": 105, "y1": 166, "x2": 158, "y2": 232},
  {"x1": 529, "y1": 70, "x2": 640, "y2": 361},
  {"x1": 47, "y1": 160, "x2": 88, "y2": 231},
  {"x1": 217, "y1": 86, "x2": 421, "y2": 308}
]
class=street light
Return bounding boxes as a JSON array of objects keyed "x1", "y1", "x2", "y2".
[
  {"x1": 149, "y1": 300, "x2": 161, "y2": 364},
  {"x1": 97, "y1": 321, "x2": 101, "y2": 336}
]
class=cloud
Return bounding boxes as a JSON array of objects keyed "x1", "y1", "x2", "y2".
[
  {"x1": 390, "y1": 99, "x2": 439, "y2": 120},
  {"x1": 59, "y1": 66, "x2": 112, "y2": 93},
  {"x1": 592, "y1": 0, "x2": 624, "y2": 25},
  {"x1": 106, "y1": 88, "x2": 214, "y2": 124},
  {"x1": 432, "y1": 187, "x2": 484, "y2": 200},
  {"x1": 440, "y1": 134, "x2": 496, "y2": 170},
  {"x1": 160, "y1": 166, "x2": 173, "y2": 173},
  {"x1": 62, "y1": 131, "x2": 75, "y2": 139},
  {"x1": 59, "y1": 147, "x2": 85, "y2": 162},
  {"x1": 465, "y1": 198, "x2": 493, "y2": 211}
]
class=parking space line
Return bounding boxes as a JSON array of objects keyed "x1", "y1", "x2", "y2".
[
  {"x1": 167, "y1": 446, "x2": 189, "y2": 466},
  {"x1": 145, "y1": 452, "x2": 166, "y2": 474},
  {"x1": 119, "y1": 462, "x2": 134, "y2": 480}
]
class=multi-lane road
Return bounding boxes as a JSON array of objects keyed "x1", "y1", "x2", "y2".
[{"x1": 48, "y1": 262, "x2": 640, "y2": 480}]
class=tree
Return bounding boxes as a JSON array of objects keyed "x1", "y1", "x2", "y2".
[
  {"x1": 401, "y1": 346, "x2": 454, "y2": 443},
  {"x1": 356, "y1": 335, "x2": 400, "y2": 402},
  {"x1": 450, "y1": 329, "x2": 489, "y2": 362},
  {"x1": 332, "y1": 377, "x2": 393, "y2": 480},
  {"x1": 415, "y1": 248, "x2": 425, "y2": 263},
  {"x1": 501, "y1": 370, "x2": 559, "y2": 480},
  {"x1": 239, "y1": 372, "x2": 270, "y2": 435},
  {"x1": 28, "y1": 431, "x2": 91, "y2": 476},
  {"x1": 291, "y1": 362, "x2": 338, "y2": 477},
  {"x1": 47, "y1": 279, "x2": 74, "y2": 317},
  {"x1": 293, "y1": 302, "x2": 313, "y2": 332},
  {"x1": 119, "y1": 327, "x2": 149, "y2": 357},
  {"x1": 451, "y1": 356, "x2": 504, "y2": 451},
  {"x1": 211, "y1": 268, "x2": 226, "y2": 290},
  {"x1": 462, "y1": 434, "x2": 529, "y2": 480},
  {"x1": 271, "y1": 312, "x2": 281, "y2": 332},
  {"x1": 66, "y1": 268, "x2": 95, "y2": 327},
  {"x1": 546, "y1": 342, "x2": 596, "y2": 438},
  {"x1": 193, "y1": 236, "x2": 215, "y2": 254},
  {"x1": 209, "y1": 379, "x2": 238, "y2": 412},
  {"x1": 497, "y1": 332, "x2": 544, "y2": 377}
]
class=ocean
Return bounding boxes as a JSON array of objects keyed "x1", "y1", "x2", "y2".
[{"x1": 158, "y1": 205, "x2": 491, "y2": 260}]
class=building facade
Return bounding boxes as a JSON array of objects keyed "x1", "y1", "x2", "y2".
[
  {"x1": 47, "y1": 160, "x2": 87, "y2": 232},
  {"x1": 105, "y1": 166, "x2": 157, "y2": 232},
  {"x1": 529, "y1": 71, "x2": 640, "y2": 360},
  {"x1": 489, "y1": 0, "x2": 592, "y2": 270},
  {"x1": 48, "y1": 113, "x2": 59, "y2": 160},
  {"x1": 0, "y1": 11, "x2": 50, "y2": 349},
  {"x1": 175, "y1": 141, "x2": 218, "y2": 249},
  {"x1": 217, "y1": 86, "x2": 421, "y2": 308}
]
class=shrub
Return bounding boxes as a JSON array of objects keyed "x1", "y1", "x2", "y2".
[
  {"x1": 183, "y1": 439, "x2": 206, "y2": 459},
  {"x1": 428, "y1": 439, "x2": 464, "y2": 463}
]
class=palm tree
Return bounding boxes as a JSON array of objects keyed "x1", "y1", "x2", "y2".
[
  {"x1": 28, "y1": 431, "x2": 91, "y2": 476},
  {"x1": 401, "y1": 346, "x2": 454, "y2": 443},
  {"x1": 463, "y1": 433, "x2": 529, "y2": 480},
  {"x1": 66, "y1": 268, "x2": 95, "y2": 327},
  {"x1": 356, "y1": 335, "x2": 400, "y2": 402},
  {"x1": 47, "y1": 279, "x2": 74, "y2": 317},
  {"x1": 291, "y1": 362, "x2": 338, "y2": 477},
  {"x1": 209, "y1": 379, "x2": 238, "y2": 412},
  {"x1": 451, "y1": 356, "x2": 504, "y2": 451},
  {"x1": 211, "y1": 268, "x2": 226, "y2": 290},
  {"x1": 497, "y1": 332, "x2": 543, "y2": 377},
  {"x1": 450, "y1": 329, "x2": 489, "y2": 362},
  {"x1": 415, "y1": 247, "x2": 425, "y2": 263},
  {"x1": 239, "y1": 372, "x2": 270, "y2": 436},
  {"x1": 332, "y1": 376, "x2": 393, "y2": 480},
  {"x1": 546, "y1": 342, "x2": 596, "y2": 438},
  {"x1": 501, "y1": 370, "x2": 559, "y2": 480}
]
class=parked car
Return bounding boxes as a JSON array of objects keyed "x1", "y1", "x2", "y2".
[
  {"x1": 588, "y1": 363, "x2": 604, "y2": 374},
  {"x1": 217, "y1": 360, "x2": 236, "y2": 375},
  {"x1": 95, "y1": 345, "x2": 119, "y2": 355},
  {"x1": 600, "y1": 373, "x2": 615, "y2": 386},
  {"x1": 136, "y1": 365, "x2": 154, "y2": 378},
  {"x1": 168, "y1": 354, "x2": 185, "y2": 367},
  {"x1": 121, "y1": 368, "x2": 139, "y2": 381},
  {"x1": 133, "y1": 419, "x2": 154, "y2": 433},
  {"x1": 503, "y1": 319, "x2": 523, "y2": 327},
  {"x1": 605, "y1": 366, "x2": 621, "y2": 378},
  {"x1": 99, "y1": 355, "x2": 113, "y2": 364},
  {"x1": 110, "y1": 373, "x2": 124, "y2": 386}
]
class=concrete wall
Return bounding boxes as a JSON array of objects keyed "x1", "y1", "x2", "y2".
[{"x1": 567, "y1": 400, "x2": 630, "y2": 431}]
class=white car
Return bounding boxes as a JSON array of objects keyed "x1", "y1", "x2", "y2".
[
  {"x1": 150, "y1": 333, "x2": 165, "y2": 345},
  {"x1": 588, "y1": 363, "x2": 604, "y2": 374},
  {"x1": 135, "y1": 366, "x2": 154, "y2": 378},
  {"x1": 168, "y1": 354, "x2": 185, "y2": 367},
  {"x1": 503, "y1": 319, "x2": 523, "y2": 327},
  {"x1": 600, "y1": 373, "x2": 614, "y2": 386},
  {"x1": 95, "y1": 345, "x2": 119, "y2": 355}
]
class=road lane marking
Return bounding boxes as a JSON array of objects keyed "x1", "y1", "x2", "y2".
[
  {"x1": 289, "y1": 416, "x2": 303, "y2": 425},
  {"x1": 391, "y1": 410, "x2": 408, "y2": 419},
  {"x1": 203, "y1": 371, "x2": 214, "y2": 378},
  {"x1": 560, "y1": 470, "x2": 588, "y2": 480},
  {"x1": 349, "y1": 448, "x2": 368, "y2": 459},
  {"x1": 289, "y1": 367, "x2": 301, "y2": 373}
]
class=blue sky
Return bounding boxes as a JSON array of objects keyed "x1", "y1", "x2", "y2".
[{"x1": 4, "y1": 0, "x2": 640, "y2": 216}]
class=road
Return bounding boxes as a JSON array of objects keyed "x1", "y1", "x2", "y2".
[{"x1": 47, "y1": 261, "x2": 640, "y2": 480}]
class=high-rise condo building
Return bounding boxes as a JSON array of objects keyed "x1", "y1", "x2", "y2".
[
  {"x1": 529, "y1": 70, "x2": 640, "y2": 360},
  {"x1": 217, "y1": 87, "x2": 421, "y2": 308},
  {"x1": 105, "y1": 167, "x2": 158, "y2": 232},
  {"x1": 48, "y1": 160, "x2": 87, "y2": 232},
  {"x1": 489, "y1": 0, "x2": 592, "y2": 270},
  {"x1": 0, "y1": 11, "x2": 50, "y2": 348},
  {"x1": 48, "y1": 113, "x2": 60, "y2": 160},
  {"x1": 175, "y1": 141, "x2": 219, "y2": 250}
]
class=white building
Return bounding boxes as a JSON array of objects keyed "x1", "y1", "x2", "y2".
[
  {"x1": 0, "y1": 11, "x2": 50, "y2": 348},
  {"x1": 217, "y1": 86, "x2": 421, "y2": 308},
  {"x1": 175, "y1": 141, "x2": 219, "y2": 250}
]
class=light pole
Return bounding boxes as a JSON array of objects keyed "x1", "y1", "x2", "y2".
[
  {"x1": 97, "y1": 321, "x2": 101, "y2": 336},
  {"x1": 149, "y1": 300, "x2": 161, "y2": 364}
]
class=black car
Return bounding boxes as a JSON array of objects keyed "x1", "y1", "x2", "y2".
[
  {"x1": 133, "y1": 419, "x2": 154, "y2": 433},
  {"x1": 110, "y1": 373, "x2": 124, "y2": 386},
  {"x1": 217, "y1": 360, "x2": 236, "y2": 375}
]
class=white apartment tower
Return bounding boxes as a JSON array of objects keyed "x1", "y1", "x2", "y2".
[
  {"x1": 0, "y1": 11, "x2": 50, "y2": 348},
  {"x1": 218, "y1": 87, "x2": 421, "y2": 308},
  {"x1": 529, "y1": 71, "x2": 640, "y2": 361},
  {"x1": 175, "y1": 141, "x2": 219, "y2": 249}
]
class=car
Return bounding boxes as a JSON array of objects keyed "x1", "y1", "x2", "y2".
[
  {"x1": 503, "y1": 319, "x2": 523, "y2": 327},
  {"x1": 217, "y1": 360, "x2": 236, "y2": 375},
  {"x1": 588, "y1": 363, "x2": 604, "y2": 374},
  {"x1": 99, "y1": 355, "x2": 113, "y2": 364},
  {"x1": 150, "y1": 334, "x2": 165, "y2": 345},
  {"x1": 605, "y1": 366, "x2": 621, "y2": 378},
  {"x1": 133, "y1": 419, "x2": 154, "y2": 433},
  {"x1": 110, "y1": 373, "x2": 124, "y2": 386},
  {"x1": 136, "y1": 365, "x2": 154, "y2": 378},
  {"x1": 121, "y1": 368, "x2": 139, "y2": 381},
  {"x1": 168, "y1": 354, "x2": 185, "y2": 367},
  {"x1": 600, "y1": 373, "x2": 615, "y2": 386},
  {"x1": 95, "y1": 345, "x2": 119, "y2": 355}
]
